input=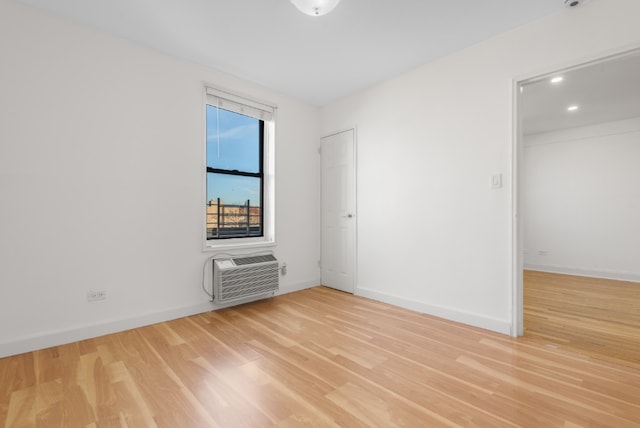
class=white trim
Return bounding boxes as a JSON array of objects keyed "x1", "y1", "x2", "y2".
[
  {"x1": 510, "y1": 45, "x2": 640, "y2": 90},
  {"x1": 0, "y1": 302, "x2": 212, "y2": 359},
  {"x1": 0, "y1": 280, "x2": 319, "y2": 358},
  {"x1": 524, "y1": 264, "x2": 640, "y2": 284},
  {"x1": 353, "y1": 127, "x2": 358, "y2": 297},
  {"x1": 511, "y1": 45, "x2": 640, "y2": 339},
  {"x1": 203, "y1": 240, "x2": 276, "y2": 252},
  {"x1": 511, "y1": 77, "x2": 524, "y2": 337},
  {"x1": 276, "y1": 280, "x2": 319, "y2": 296},
  {"x1": 205, "y1": 86, "x2": 277, "y2": 115},
  {"x1": 321, "y1": 126, "x2": 358, "y2": 140},
  {"x1": 202, "y1": 86, "x2": 277, "y2": 251},
  {"x1": 355, "y1": 287, "x2": 511, "y2": 335}
]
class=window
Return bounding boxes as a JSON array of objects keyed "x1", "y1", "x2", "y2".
[{"x1": 205, "y1": 88, "x2": 275, "y2": 246}]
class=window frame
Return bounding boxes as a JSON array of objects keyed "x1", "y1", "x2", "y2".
[{"x1": 203, "y1": 87, "x2": 276, "y2": 251}]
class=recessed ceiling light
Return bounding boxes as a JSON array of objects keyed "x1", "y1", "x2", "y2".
[
  {"x1": 567, "y1": 105, "x2": 579, "y2": 112},
  {"x1": 551, "y1": 76, "x2": 564, "y2": 84}
]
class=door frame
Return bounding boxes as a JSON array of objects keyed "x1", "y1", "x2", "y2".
[
  {"x1": 510, "y1": 46, "x2": 640, "y2": 337},
  {"x1": 320, "y1": 127, "x2": 358, "y2": 294}
]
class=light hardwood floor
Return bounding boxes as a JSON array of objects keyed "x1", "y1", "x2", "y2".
[
  {"x1": 2, "y1": 286, "x2": 639, "y2": 427},
  {"x1": 524, "y1": 269, "x2": 640, "y2": 370}
]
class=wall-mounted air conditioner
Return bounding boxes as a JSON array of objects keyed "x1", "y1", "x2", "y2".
[{"x1": 212, "y1": 254, "x2": 279, "y2": 304}]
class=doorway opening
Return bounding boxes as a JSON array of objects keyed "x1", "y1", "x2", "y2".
[{"x1": 513, "y1": 48, "x2": 640, "y2": 367}]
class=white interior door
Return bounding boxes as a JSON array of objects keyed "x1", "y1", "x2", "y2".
[{"x1": 321, "y1": 129, "x2": 356, "y2": 293}]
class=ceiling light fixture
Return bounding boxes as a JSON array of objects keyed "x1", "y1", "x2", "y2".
[
  {"x1": 289, "y1": 0, "x2": 341, "y2": 16},
  {"x1": 567, "y1": 105, "x2": 579, "y2": 112},
  {"x1": 564, "y1": 0, "x2": 586, "y2": 7},
  {"x1": 551, "y1": 76, "x2": 564, "y2": 84}
]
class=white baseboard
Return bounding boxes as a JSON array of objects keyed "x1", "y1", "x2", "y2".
[
  {"x1": 524, "y1": 264, "x2": 640, "y2": 283},
  {"x1": 0, "y1": 302, "x2": 213, "y2": 359},
  {"x1": 277, "y1": 279, "x2": 319, "y2": 296},
  {"x1": 354, "y1": 286, "x2": 511, "y2": 335},
  {"x1": 0, "y1": 279, "x2": 319, "y2": 359}
]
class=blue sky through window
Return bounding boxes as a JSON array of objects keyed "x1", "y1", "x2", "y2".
[{"x1": 206, "y1": 105, "x2": 261, "y2": 206}]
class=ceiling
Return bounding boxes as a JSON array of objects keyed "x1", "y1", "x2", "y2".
[
  {"x1": 521, "y1": 50, "x2": 640, "y2": 135},
  {"x1": 18, "y1": 0, "x2": 565, "y2": 106}
]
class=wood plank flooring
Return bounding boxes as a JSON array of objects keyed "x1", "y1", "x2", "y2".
[
  {"x1": 2, "y1": 286, "x2": 640, "y2": 427},
  {"x1": 524, "y1": 270, "x2": 640, "y2": 370}
]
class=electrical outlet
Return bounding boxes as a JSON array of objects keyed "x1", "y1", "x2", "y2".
[
  {"x1": 281, "y1": 262, "x2": 287, "y2": 276},
  {"x1": 87, "y1": 290, "x2": 106, "y2": 302}
]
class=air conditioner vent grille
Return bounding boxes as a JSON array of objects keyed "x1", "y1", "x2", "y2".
[
  {"x1": 213, "y1": 255, "x2": 279, "y2": 304},
  {"x1": 232, "y1": 254, "x2": 277, "y2": 265}
]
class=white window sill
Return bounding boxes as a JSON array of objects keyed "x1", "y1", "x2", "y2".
[{"x1": 203, "y1": 238, "x2": 276, "y2": 253}]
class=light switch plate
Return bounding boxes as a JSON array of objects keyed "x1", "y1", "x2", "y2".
[{"x1": 491, "y1": 173, "x2": 502, "y2": 189}]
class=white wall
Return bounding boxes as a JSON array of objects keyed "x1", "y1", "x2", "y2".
[
  {"x1": 321, "y1": 0, "x2": 640, "y2": 334},
  {"x1": 0, "y1": 0, "x2": 320, "y2": 357},
  {"x1": 523, "y1": 117, "x2": 640, "y2": 282}
]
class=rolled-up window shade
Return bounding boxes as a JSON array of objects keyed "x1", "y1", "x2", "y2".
[{"x1": 206, "y1": 87, "x2": 275, "y2": 122}]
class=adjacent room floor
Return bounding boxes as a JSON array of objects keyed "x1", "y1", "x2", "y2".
[{"x1": 524, "y1": 269, "x2": 640, "y2": 370}]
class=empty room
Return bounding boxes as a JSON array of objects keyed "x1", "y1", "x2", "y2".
[{"x1": 1, "y1": 0, "x2": 639, "y2": 426}]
